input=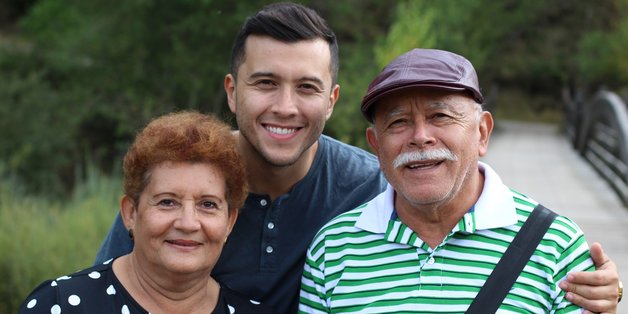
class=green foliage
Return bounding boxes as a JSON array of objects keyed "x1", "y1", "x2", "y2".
[
  {"x1": 374, "y1": 1, "x2": 437, "y2": 67},
  {"x1": 372, "y1": 0, "x2": 628, "y2": 121},
  {"x1": 2, "y1": 0, "x2": 628, "y2": 195},
  {"x1": 0, "y1": 168, "x2": 120, "y2": 313},
  {"x1": 0, "y1": 0, "x2": 269, "y2": 196},
  {"x1": 316, "y1": 0, "x2": 396, "y2": 149},
  {"x1": 577, "y1": 11, "x2": 628, "y2": 89}
]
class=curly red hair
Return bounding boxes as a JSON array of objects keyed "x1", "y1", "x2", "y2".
[{"x1": 123, "y1": 111, "x2": 247, "y2": 212}]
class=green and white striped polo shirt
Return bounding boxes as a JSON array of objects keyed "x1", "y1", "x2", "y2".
[{"x1": 299, "y1": 162, "x2": 593, "y2": 313}]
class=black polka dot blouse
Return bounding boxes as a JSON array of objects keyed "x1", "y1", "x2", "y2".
[{"x1": 18, "y1": 258, "x2": 277, "y2": 314}]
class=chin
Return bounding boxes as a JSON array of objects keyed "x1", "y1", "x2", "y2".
[
  {"x1": 161, "y1": 258, "x2": 208, "y2": 274},
  {"x1": 263, "y1": 153, "x2": 301, "y2": 167}
]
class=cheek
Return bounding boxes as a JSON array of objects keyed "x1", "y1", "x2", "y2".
[
  {"x1": 140, "y1": 212, "x2": 173, "y2": 236},
  {"x1": 236, "y1": 91, "x2": 266, "y2": 115},
  {"x1": 201, "y1": 217, "x2": 231, "y2": 241}
]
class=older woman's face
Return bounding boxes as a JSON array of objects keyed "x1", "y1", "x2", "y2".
[{"x1": 123, "y1": 161, "x2": 237, "y2": 275}]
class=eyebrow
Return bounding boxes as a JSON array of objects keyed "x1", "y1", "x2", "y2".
[
  {"x1": 427, "y1": 100, "x2": 449, "y2": 110},
  {"x1": 248, "y1": 71, "x2": 276, "y2": 80},
  {"x1": 429, "y1": 100, "x2": 466, "y2": 117},
  {"x1": 248, "y1": 72, "x2": 325, "y2": 87}
]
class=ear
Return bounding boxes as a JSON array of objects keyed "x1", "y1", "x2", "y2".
[
  {"x1": 225, "y1": 74, "x2": 237, "y2": 114},
  {"x1": 120, "y1": 195, "x2": 138, "y2": 231},
  {"x1": 478, "y1": 111, "x2": 494, "y2": 157},
  {"x1": 325, "y1": 84, "x2": 340, "y2": 120},
  {"x1": 366, "y1": 126, "x2": 380, "y2": 156},
  {"x1": 226, "y1": 208, "x2": 239, "y2": 237}
]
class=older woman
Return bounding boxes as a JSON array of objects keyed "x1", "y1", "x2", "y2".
[{"x1": 19, "y1": 111, "x2": 276, "y2": 314}]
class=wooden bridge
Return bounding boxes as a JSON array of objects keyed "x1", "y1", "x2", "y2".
[{"x1": 482, "y1": 89, "x2": 628, "y2": 311}]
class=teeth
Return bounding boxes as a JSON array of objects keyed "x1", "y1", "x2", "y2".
[
  {"x1": 267, "y1": 126, "x2": 295, "y2": 135},
  {"x1": 267, "y1": 126, "x2": 296, "y2": 135},
  {"x1": 408, "y1": 162, "x2": 438, "y2": 169}
]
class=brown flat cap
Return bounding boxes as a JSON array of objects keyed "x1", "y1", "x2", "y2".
[{"x1": 361, "y1": 48, "x2": 484, "y2": 122}]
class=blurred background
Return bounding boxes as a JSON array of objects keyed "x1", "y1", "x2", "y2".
[{"x1": 1, "y1": 0, "x2": 627, "y2": 312}]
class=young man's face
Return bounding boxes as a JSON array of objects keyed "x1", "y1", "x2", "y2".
[{"x1": 225, "y1": 35, "x2": 339, "y2": 167}]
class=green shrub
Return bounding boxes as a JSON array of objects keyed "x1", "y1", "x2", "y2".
[{"x1": 0, "y1": 169, "x2": 120, "y2": 313}]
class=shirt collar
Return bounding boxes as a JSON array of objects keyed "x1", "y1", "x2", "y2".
[{"x1": 355, "y1": 161, "x2": 517, "y2": 234}]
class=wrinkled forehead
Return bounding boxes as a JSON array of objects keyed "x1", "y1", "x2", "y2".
[{"x1": 372, "y1": 88, "x2": 475, "y2": 119}]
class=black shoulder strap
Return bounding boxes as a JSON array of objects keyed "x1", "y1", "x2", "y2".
[{"x1": 466, "y1": 204, "x2": 557, "y2": 313}]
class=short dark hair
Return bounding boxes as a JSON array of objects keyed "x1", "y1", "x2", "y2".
[{"x1": 229, "y1": 2, "x2": 339, "y2": 86}]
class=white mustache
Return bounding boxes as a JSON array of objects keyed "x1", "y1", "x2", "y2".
[{"x1": 393, "y1": 148, "x2": 458, "y2": 169}]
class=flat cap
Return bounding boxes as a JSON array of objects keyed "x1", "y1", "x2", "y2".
[{"x1": 361, "y1": 48, "x2": 484, "y2": 122}]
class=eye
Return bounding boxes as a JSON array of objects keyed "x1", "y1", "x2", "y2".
[
  {"x1": 157, "y1": 198, "x2": 177, "y2": 207},
  {"x1": 199, "y1": 200, "x2": 218, "y2": 210},
  {"x1": 256, "y1": 79, "x2": 276, "y2": 89},
  {"x1": 298, "y1": 83, "x2": 321, "y2": 94},
  {"x1": 430, "y1": 112, "x2": 454, "y2": 121},
  {"x1": 387, "y1": 118, "x2": 408, "y2": 128}
]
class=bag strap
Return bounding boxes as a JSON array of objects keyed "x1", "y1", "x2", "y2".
[{"x1": 465, "y1": 204, "x2": 557, "y2": 313}]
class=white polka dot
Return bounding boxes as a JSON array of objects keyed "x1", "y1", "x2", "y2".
[
  {"x1": 121, "y1": 305, "x2": 130, "y2": 314},
  {"x1": 88, "y1": 271, "x2": 101, "y2": 279},
  {"x1": 106, "y1": 285, "x2": 116, "y2": 295},
  {"x1": 51, "y1": 304, "x2": 61, "y2": 314},
  {"x1": 249, "y1": 299, "x2": 260, "y2": 305},
  {"x1": 56, "y1": 275, "x2": 71, "y2": 281},
  {"x1": 51, "y1": 281, "x2": 58, "y2": 287},
  {"x1": 26, "y1": 299, "x2": 37, "y2": 308},
  {"x1": 228, "y1": 304, "x2": 235, "y2": 314},
  {"x1": 68, "y1": 295, "x2": 80, "y2": 306}
]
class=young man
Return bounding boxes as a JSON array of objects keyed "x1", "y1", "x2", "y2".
[{"x1": 96, "y1": 3, "x2": 620, "y2": 313}]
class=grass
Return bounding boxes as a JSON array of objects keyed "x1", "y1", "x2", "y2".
[{"x1": 0, "y1": 169, "x2": 120, "y2": 313}]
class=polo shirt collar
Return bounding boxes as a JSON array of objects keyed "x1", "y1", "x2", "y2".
[{"x1": 355, "y1": 161, "x2": 517, "y2": 235}]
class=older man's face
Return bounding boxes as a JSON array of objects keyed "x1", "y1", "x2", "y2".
[{"x1": 366, "y1": 88, "x2": 492, "y2": 210}]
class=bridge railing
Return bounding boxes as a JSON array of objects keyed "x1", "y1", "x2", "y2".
[{"x1": 565, "y1": 88, "x2": 628, "y2": 206}]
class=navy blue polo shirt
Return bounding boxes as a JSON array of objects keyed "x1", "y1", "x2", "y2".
[{"x1": 94, "y1": 135, "x2": 387, "y2": 314}]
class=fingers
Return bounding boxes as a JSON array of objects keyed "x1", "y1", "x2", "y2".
[
  {"x1": 563, "y1": 289, "x2": 617, "y2": 313},
  {"x1": 590, "y1": 242, "x2": 611, "y2": 269},
  {"x1": 558, "y1": 242, "x2": 619, "y2": 313}
]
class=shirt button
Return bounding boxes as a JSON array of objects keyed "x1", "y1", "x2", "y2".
[
  {"x1": 428, "y1": 257, "x2": 435, "y2": 265},
  {"x1": 265, "y1": 246, "x2": 274, "y2": 254},
  {"x1": 260, "y1": 199, "x2": 268, "y2": 206},
  {"x1": 267, "y1": 222, "x2": 275, "y2": 230}
]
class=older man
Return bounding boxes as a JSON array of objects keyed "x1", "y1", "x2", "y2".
[{"x1": 299, "y1": 48, "x2": 619, "y2": 313}]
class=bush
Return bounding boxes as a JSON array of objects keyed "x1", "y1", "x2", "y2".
[{"x1": 0, "y1": 168, "x2": 120, "y2": 313}]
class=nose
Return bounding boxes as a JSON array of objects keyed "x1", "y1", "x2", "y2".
[
  {"x1": 271, "y1": 87, "x2": 299, "y2": 116},
  {"x1": 409, "y1": 119, "x2": 436, "y2": 148},
  {"x1": 174, "y1": 201, "x2": 201, "y2": 232}
]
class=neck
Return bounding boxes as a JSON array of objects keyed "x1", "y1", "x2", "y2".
[
  {"x1": 113, "y1": 254, "x2": 219, "y2": 314},
  {"x1": 238, "y1": 133, "x2": 318, "y2": 201},
  {"x1": 396, "y1": 168, "x2": 485, "y2": 249}
]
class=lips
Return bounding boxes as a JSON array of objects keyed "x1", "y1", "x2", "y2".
[
  {"x1": 405, "y1": 160, "x2": 443, "y2": 169},
  {"x1": 166, "y1": 239, "x2": 202, "y2": 247}
]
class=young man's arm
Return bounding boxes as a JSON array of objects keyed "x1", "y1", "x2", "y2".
[
  {"x1": 94, "y1": 213, "x2": 134, "y2": 264},
  {"x1": 560, "y1": 242, "x2": 621, "y2": 314}
]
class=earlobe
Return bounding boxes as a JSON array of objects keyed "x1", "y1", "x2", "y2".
[{"x1": 225, "y1": 74, "x2": 237, "y2": 114}]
